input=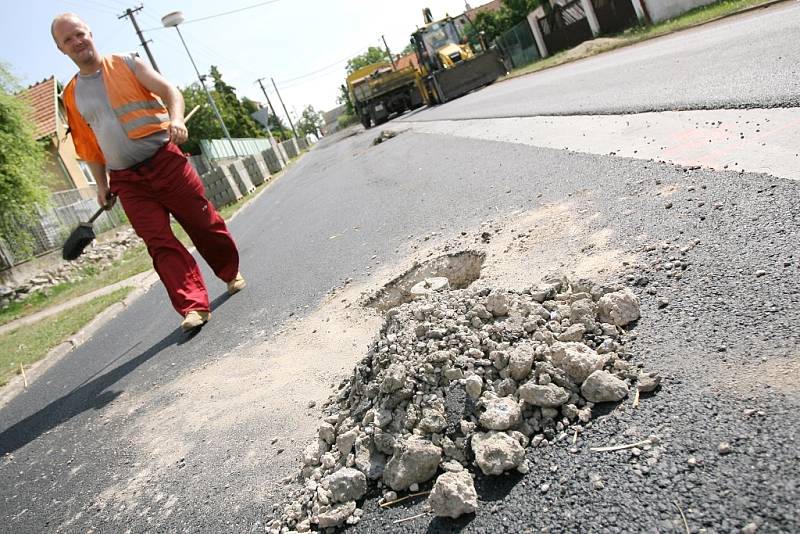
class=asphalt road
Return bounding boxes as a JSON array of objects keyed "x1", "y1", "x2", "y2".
[
  {"x1": 2, "y1": 4, "x2": 799, "y2": 533},
  {"x1": 401, "y1": 1, "x2": 800, "y2": 120}
]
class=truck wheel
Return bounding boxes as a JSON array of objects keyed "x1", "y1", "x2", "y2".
[{"x1": 361, "y1": 115, "x2": 371, "y2": 129}]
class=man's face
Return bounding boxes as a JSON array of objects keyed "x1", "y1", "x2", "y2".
[{"x1": 53, "y1": 17, "x2": 97, "y2": 66}]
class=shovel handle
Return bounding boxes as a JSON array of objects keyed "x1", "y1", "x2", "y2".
[{"x1": 88, "y1": 194, "x2": 117, "y2": 223}]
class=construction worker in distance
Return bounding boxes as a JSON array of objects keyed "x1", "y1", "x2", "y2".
[{"x1": 52, "y1": 13, "x2": 246, "y2": 333}]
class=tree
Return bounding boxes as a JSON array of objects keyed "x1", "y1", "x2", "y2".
[
  {"x1": 470, "y1": 0, "x2": 541, "y2": 42},
  {"x1": 346, "y1": 46, "x2": 390, "y2": 75},
  {"x1": 297, "y1": 105, "x2": 323, "y2": 139},
  {"x1": 0, "y1": 64, "x2": 49, "y2": 253},
  {"x1": 179, "y1": 66, "x2": 267, "y2": 154},
  {"x1": 502, "y1": 0, "x2": 541, "y2": 22},
  {"x1": 180, "y1": 83, "x2": 222, "y2": 155},
  {"x1": 337, "y1": 84, "x2": 354, "y2": 115},
  {"x1": 208, "y1": 66, "x2": 264, "y2": 140}
]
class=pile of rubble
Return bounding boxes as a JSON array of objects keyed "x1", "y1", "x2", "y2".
[
  {"x1": 0, "y1": 229, "x2": 141, "y2": 310},
  {"x1": 270, "y1": 276, "x2": 660, "y2": 532}
]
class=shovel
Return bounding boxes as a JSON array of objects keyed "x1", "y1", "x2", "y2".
[{"x1": 62, "y1": 198, "x2": 115, "y2": 261}]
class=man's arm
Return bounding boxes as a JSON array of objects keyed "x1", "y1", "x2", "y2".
[
  {"x1": 130, "y1": 55, "x2": 188, "y2": 145},
  {"x1": 87, "y1": 161, "x2": 116, "y2": 209}
]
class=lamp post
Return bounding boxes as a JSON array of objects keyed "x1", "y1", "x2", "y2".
[{"x1": 161, "y1": 11, "x2": 239, "y2": 158}]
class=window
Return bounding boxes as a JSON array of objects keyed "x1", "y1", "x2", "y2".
[{"x1": 77, "y1": 160, "x2": 96, "y2": 185}]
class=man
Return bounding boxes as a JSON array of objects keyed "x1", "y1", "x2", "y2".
[{"x1": 52, "y1": 13, "x2": 245, "y2": 332}]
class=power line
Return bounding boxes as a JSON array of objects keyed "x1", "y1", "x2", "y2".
[
  {"x1": 274, "y1": 49, "x2": 365, "y2": 85},
  {"x1": 141, "y1": 0, "x2": 283, "y2": 32},
  {"x1": 60, "y1": 0, "x2": 120, "y2": 16}
]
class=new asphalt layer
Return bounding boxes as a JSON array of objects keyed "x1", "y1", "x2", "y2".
[{"x1": 2, "y1": 3, "x2": 798, "y2": 532}]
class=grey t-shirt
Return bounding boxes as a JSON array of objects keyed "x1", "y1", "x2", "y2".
[{"x1": 75, "y1": 53, "x2": 169, "y2": 170}]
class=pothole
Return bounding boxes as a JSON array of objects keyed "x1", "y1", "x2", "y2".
[
  {"x1": 365, "y1": 251, "x2": 485, "y2": 312},
  {"x1": 372, "y1": 129, "x2": 404, "y2": 146}
]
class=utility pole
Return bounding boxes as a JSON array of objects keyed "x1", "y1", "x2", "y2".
[
  {"x1": 382, "y1": 35, "x2": 397, "y2": 70},
  {"x1": 271, "y1": 77, "x2": 298, "y2": 140},
  {"x1": 118, "y1": 5, "x2": 160, "y2": 73},
  {"x1": 255, "y1": 78, "x2": 286, "y2": 166}
]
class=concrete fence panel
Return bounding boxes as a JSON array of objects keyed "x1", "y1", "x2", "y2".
[
  {"x1": 261, "y1": 148, "x2": 283, "y2": 174},
  {"x1": 281, "y1": 139, "x2": 299, "y2": 159},
  {"x1": 200, "y1": 167, "x2": 242, "y2": 209},
  {"x1": 244, "y1": 155, "x2": 268, "y2": 186},
  {"x1": 227, "y1": 160, "x2": 256, "y2": 196}
]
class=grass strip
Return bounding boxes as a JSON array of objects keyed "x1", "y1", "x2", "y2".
[
  {"x1": 0, "y1": 286, "x2": 133, "y2": 387},
  {"x1": 0, "y1": 245, "x2": 151, "y2": 327}
]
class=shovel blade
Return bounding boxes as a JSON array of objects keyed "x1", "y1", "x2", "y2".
[{"x1": 62, "y1": 223, "x2": 96, "y2": 260}]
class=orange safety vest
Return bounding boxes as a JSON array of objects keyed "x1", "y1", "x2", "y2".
[{"x1": 62, "y1": 54, "x2": 170, "y2": 164}]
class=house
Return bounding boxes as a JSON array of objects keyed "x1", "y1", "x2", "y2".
[
  {"x1": 321, "y1": 104, "x2": 347, "y2": 135},
  {"x1": 16, "y1": 77, "x2": 96, "y2": 194},
  {"x1": 457, "y1": 0, "x2": 505, "y2": 33},
  {"x1": 463, "y1": 0, "x2": 505, "y2": 20}
]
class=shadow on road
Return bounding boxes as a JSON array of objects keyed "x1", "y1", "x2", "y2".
[
  {"x1": 0, "y1": 329, "x2": 183, "y2": 455},
  {"x1": 0, "y1": 291, "x2": 236, "y2": 455}
]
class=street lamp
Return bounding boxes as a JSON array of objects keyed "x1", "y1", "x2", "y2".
[{"x1": 161, "y1": 11, "x2": 239, "y2": 158}]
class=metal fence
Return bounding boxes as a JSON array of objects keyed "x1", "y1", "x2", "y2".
[
  {"x1": 494, "y1": 18, "x2": 541, "y2": 70},
  {"x1": 200, "y1": 138, "x2": 274, "y2": 160},
  {"x1": 0, "y1": 187, "x2": 127, "y2": 270}
]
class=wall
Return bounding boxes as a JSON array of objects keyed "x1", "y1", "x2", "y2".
[
  {"x1": 54, "y1": 106, "x2": 95, "y2": 192},
  {"x1": 643, "y1": 0, "x2": 717, "y2": 22}
]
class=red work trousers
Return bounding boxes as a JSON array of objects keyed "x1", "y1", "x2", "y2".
[{"x1": 109, "y1": 142, "x2": 239, "y2": 316}]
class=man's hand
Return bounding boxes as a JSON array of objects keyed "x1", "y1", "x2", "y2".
[
  {"x1": 168, "y1": 119, "x2": 188, "y2": 145},
  {"x1": 96, "y1": 185, "x2": 116, "y2": 210}
]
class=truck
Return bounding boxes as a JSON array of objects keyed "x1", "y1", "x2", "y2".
[
  {"x1": 346, "y1": 62, "x2": 427, "y2": 129},
  {"x1": 410, "y1": 8, "x2": 507, "y2": 104}
]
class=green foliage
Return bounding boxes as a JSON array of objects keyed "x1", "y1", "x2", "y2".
[
  {"x1": 180, "y1": 66, "x2": 267, "y2": 155},
  {"x1": 346, "y1": 46, "x2": 390, "y2": 75},
  {"x1": 337, "y1": 84, "x2": 354, "y2": 115},
  {"x1": 296, "y1": 105, "x2": 323, "y2": 138},
  {"x1": 240, "y1": 97, "x2": 260, "y2": 115},
  {"x1": 337, "y1": 112, "x2": 358, "y2": 129},
  {"x1": 0, "y1": 64, "x2": 49, "y2": 255},
  {"x1": 0, "y1": 287, "x2": 133, "y2": 387},
  {"x1": 470, "y1": 0, "x2": 541, "y2": 42},
  {"x1": 240, "y1": 96, "x2": 291, "y2": 140}
]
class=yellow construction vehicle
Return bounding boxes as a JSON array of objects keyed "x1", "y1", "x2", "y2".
[
  {"x1": 346, "y1": 62, "x2": 427, "y2": 129},
  {"x1": 411, "y1": 8, "x2": 506, "y2": 103}
]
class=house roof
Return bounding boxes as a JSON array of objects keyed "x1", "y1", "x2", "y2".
[
  {"x1": 394, "y1": 53, "x2": 419, "y2": 71},
  {"x1": 16, "y1": 76, "x2": 58, "y2": 140},
  {"x1": 464, "y1": 0, "x2": 505, "y2": 19}
]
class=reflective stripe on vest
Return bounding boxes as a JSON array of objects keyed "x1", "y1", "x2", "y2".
[
  {"x1": 122, "y1": 112, "x2": 171, "y2": 135},
  {"x1": 113, "y1": 99, "x2": 165, "y2": 118}
]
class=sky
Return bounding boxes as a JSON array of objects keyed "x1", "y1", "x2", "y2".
[{"x1": 1, "y1": 0, "x2": 478, "y2": 123}]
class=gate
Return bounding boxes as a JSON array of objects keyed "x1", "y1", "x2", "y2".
[
  {"x1": 592, "y1": 0, "x2": 638, "y2": 34},
  {"x1": 494, "y1": 18, "x2": 541, "y2": 69},
  {"x1": 538, "y1": 0, "x2": 594, "y2": 54}
]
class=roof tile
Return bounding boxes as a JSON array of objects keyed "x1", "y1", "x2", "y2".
[{"x1": 16, "y1": 77, "x2": 58, "y2": 140}]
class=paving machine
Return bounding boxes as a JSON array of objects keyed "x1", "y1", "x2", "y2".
[{"x1": 411, "y1": 8, "x2": 507, "y2": 104}]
